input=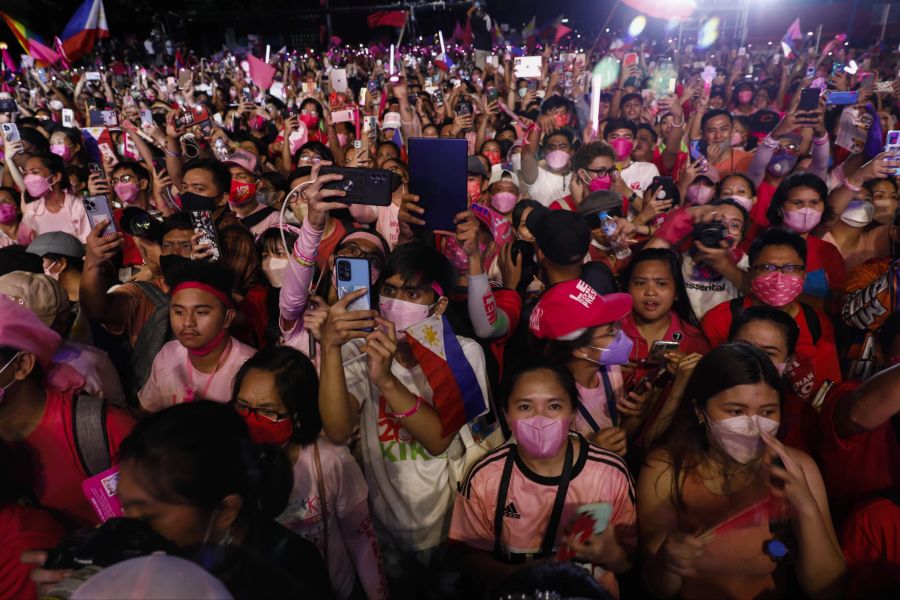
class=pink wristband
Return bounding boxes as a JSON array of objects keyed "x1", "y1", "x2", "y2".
[
  {"x1": 388, "y1": 396, "x2": 423, "y2": 420},
  {"x1": 813, "y1": 134, "x2": 829, "y2": 146}
]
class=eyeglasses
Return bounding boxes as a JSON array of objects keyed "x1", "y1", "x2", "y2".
[
  {"x1": 301, "y1": 109, "x2": 319, "y2": 116},
  {"x1": 723, "y1": 219, "x2": 744, "y2": 233},
  {"x1": 751, "y1": 264, "x2": 805, "y2": 275},
  {"x1": 232, "y1": 400, "x2": 290, "y2": 423},
  {"x1": 110, "y1": 174, "x2": 135, "y2": 185},
  {"x1": 298, "y1": 155, "x2": 323, "y2": 164},
  {"x1": 582, "y1": 167, "x2": 614, "y2": 178},
  {"x1": 337, "y1": 243, "x2": 385, "y2": 269}
]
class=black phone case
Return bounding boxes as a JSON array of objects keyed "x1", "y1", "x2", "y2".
[
  {"x1": 408, "y1": 137, "x2": 468, "y2": 232},
  {"x1": 318, "y1": 166, "x2": 396, "y2": 207}
]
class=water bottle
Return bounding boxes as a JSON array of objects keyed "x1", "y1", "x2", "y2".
[{"x1": 599, "y1": 211, "x2": 632, "y2": 260}]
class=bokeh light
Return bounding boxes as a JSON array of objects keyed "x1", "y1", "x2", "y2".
[
  {"x1": 697, "y1": 18, "x2": 720, "y2": 49},
  {"x1": 628, "y1": 16, "x2": 647, "y2": 38},
  {"x1": 594, "y1": 56, "x2": 621, "y2": 89}
]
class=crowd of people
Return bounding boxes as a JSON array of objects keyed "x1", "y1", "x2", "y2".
[{"x1": 0, "y1": 5, "x2": 899, "y2": 599}]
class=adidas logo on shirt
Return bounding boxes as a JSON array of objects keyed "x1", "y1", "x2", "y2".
[{"x1": 503, "y1": 502, "x2": 522, "y2": 519}]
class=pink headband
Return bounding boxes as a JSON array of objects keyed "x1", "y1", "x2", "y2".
[
  {"x1": 172, "y1": 282, "x2": 233, "y2": 309},
  {"x1": 341, "y1": 231, "x2": 387, "y2": 257}
]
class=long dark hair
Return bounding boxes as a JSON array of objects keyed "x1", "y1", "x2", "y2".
[
  {"x1": 256, "y1": 227, "x2": 299, "y2": 347},
  {"x1": 652, "y1": 343, "x2": 784, "y2": 509},
  {"x1": 119, "y1": 401, "x2": 293, "y2": 522},
  {"x1": 766, "y1": 172, "x2": 832, "y2": 226},
  {"x1": 232, "y1": 346, "x2": 322, "y2": 447},
  {"x1": 621, "y1": 248, "x2": 699, "y2": 328}
]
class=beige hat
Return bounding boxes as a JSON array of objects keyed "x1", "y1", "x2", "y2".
[
  {"x1": 488, "y1": 165, "x2": 520, "y2": 188},
  {"x1": 0, "y1": 271, "x2": 71, "y2": 326}
]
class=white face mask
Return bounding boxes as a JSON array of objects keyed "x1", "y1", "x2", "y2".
[
  {"x1": 44, "y1": 260, "x2": 60, "y2": 281},
  {"x1": 706, "y1": 413, "x2": 780, "y2": 464},
  {"x1": 262, "y1": 257, "x2": 289, "y2": 288},
  {"x1": 840, "y1": 199, "x2": 874, "y2": 228},
  {"x1": 510, "y1": 153, "x2": 522, "y2": 171},
  {"x1": 49, "y1": 99, "x2": 64, "y2": 111}
]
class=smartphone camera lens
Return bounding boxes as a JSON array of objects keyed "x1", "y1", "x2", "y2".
[
  {"x1": 338, "y1": 263, "x2": 351, "y2": 281},
  {"x1": 84, "y1": 199, "x2": 96, "y2": 211}
]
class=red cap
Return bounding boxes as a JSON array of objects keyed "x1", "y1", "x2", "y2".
[{"x1": 529, "y1": 279, "x2": 633, "y2": 340}]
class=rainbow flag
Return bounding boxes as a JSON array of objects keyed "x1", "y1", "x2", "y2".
[
  {"x1": 0, "y1": 11, "x2": 44, "y2": 55},
  {"x1": 404, "y1": 315, "x2": 488, "y2": 437}
]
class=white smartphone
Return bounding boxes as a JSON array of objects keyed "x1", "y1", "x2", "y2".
[{"x1": 513, "y1": 56, "x2": 542, "y2": 79}]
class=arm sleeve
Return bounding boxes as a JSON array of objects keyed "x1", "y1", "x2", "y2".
[
  {"x1": 747, "y1": 139, "x2": 775, "y2": 187},
  {"x1": 448, "y1": 483, "x2": 495, "y2": 551},
  {"x1": 336, "y1": 500, "x2": 390, "y2": 600},
  {"x1": 807, "y1": 138, "x2": 830, "y2": 182},
  {"x1": 278, "y1": 219, "x2": 325, "y2": 325},
  {"x1": 466, "y1": 273, "x2": 510, "y2": 339}
]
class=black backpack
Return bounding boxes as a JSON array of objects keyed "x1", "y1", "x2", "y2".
[
  {"x1": 729, "y1": 297, "x2": 821, "y2": 344},
  {"x1": 126, "y1": 281, "x2": 173, "y2": 401}
]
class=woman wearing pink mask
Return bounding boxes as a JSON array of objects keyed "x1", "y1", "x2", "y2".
[
  {"x1": 0, "y1": 186, "x2": 29, "y2": 248},
  {"x1": 448, "y1": 362, "x2": 636, "y2": 597},
  {"x1": 700, "y1": 228, "x2": 842, "y2": 410},
  {"x1": 638, "y1": 343, "x2": 844, "y2": 599},
  {"x1": 730, "y1": 81, "x2": 756, "y2": 117},
  {"x1": 765, "y1": 173, "x2": 845, "y2": 305},
  {"x1": 20, "y1": 153, "x2": 91, "y2": 243},
  {"x1": 48, "y1": 128, "x2": 85, "y2": 166}
]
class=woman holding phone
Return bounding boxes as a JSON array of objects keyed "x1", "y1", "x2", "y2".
[{"x1": 638, "y1": 343, "x2": 844, "y2": 599}]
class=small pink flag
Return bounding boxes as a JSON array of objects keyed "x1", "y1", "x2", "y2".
[
  {"x1": 247, "y1": 54, "x2": 276, "y2": 90},
  {"x1": 28, "y1": 38, "x2": 61, "y2": 66},
  {"x1": 1, "y1": 48, "x2": 17, "y2": 73},
  {"x1": 554, "y1": 24, "x2": 573, "y2": 43}
]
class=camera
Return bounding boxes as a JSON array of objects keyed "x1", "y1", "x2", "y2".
[
  {"x1": 692, "y1": 220, "x2": 728, "y2": 248},
  {"x1": 43, "y1": 518, "x2": 176, "y2": 570},
  {"x1": 337, "y1": 260, "x2": 352, "y2": 281}
]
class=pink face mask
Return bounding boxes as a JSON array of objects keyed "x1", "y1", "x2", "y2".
[
  {"x1": 751, "y1": 271, "x2": 805, "y2": 307},
  {"x1": 738, "y1": 90, "x2": 753, "y2": 104},
  {"x1": 443, "y1": 235, "x2": 488, "y2": 272},
  {"x1": 510, "y1": 414, "x2": 570, "y2": 458},
  {"x1": 50, "y1": 144, "x2": 73, "y2": 162},
  {"x1": 467, "y1": 181, "x2": 483, "y2": 203},
  {"x1": 782, "y1": 207, "x2": 822, "y2": 233},
  {"x1": 0, "y1": 203, "x2": 16, "y2": 225},
  {"x1": 379, "y1": 296, "x2": 434, "y2": 332},
  {"x1": 545, "y1": 150, "x2": 570, "y2": 170},
  {"x1": 730, "y1": 131, "x2": 743, "y2": 147},
  {"x1": 336, "y1": 133, "x2": 349, "y2": 147},
  {"x1": 706, "y1": 414, "x2": 780, "y2": 464},
  {"x1": 24, "y1": 174, "x2": 52, "y2": 198},
  {"x1": 115, "y1": 182, "x2": 141, "y2": 204},
  {"x1": 730, "y1": 195, "x2": 754, "y2": 212},
  {"x1": 584, "y1": 171, "x2": 613, "y2": 192},
  {"x1": 491, "y1": 192, "x2": 517, "y2": 213},
  {"x1": 609, "y1": 138, "x2": 634, "y2": 162},
  {"x1": 686, "y1": 185, "x2": 715, "y2": 206}
]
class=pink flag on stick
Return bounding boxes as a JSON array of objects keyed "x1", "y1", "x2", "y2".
[
  {"x1": 554, "y1": 24, "x2": 573, "y2": 43},
  {"x1": 247, "y1": 54, "x2": 276, "y2": 90},
  {"x1": 28, "y1": 38, "x2": 61, "y2": 65},
  {"x1": 1, "y1": 48, "x2": 17, "y2": 73}
]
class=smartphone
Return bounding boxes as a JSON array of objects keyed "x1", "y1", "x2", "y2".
[
  {"x1": 85, "y1": 71, "x2": 101, "y2": 82},
  {"x1": 513, "y1": 56, "x2": 542, "y2": 79},
  {"x1": 650, "y1": 340, "x2": 680, "y2": 357},
  {"x1": 770, "y1": 456, "x2": 786, "y2": 490},
  {"x1": 798, "y1": 87, "x2": 821, "y2": 111},
  {"x1": 456, "y1": 100, "x2": 472, "y2": 116},
  {"x1": 408, "y1": 137, "x2": 468, "y2": 231},
  {"x1": 180, "y1": 193, "x2": 221, "y2": 262},
  {"x1": 825, "y1": 90, "x2": 859, "y2": 106},
  {"x1": 88, "y1": 163, "x2": 103, "y2": 177},
  {"x1": 318, "y1": 166, "x2": 397, "y2": 207},
  {"x1": 89, "y1": 110, "x2": 119, "y2": 128},
  {"x1": 61, "y1": 108, "x2": 75, "y2": 128},
  {"x1": 83, "y1": 195, "x2": 117, "y2": 236},
  {"x1": 330, "y1": 68, "x2": 348, "y2": 93},
  {"x1": 805, "y1": 65, "x2": 816, "y2": 80},
  {"x1": 0, "y1": 98, "x2": 17, "y2": 113},
  {"x1": 140, "y1": 109, "x2": 154, "y2": 127},
  {"x1": 651, "y1": 176, "x2": 676, "y2": 200},
  {"x1": 1, "y1": 122, "x2": 20, "y2": 142},
  {"x1": 178, "y1": 69, "x2": 191, "y2": 90},
  {"x1": 689, "y1": 139, "x2": 706, "y2": 161},
  {"x1": 485, "y1": 85, "x2": 498, "y2": 103},
  {"x1": 331, "y1": 109, "x2": 355, "y2": 124},
  {"x1": 884, "y1": 130, "x2": 900, "y2": 176},
  {"x1": 432, "y1": 88, "x2": 444, "y2": 107},
  {"x1": 335, "y1": 257, "x2": 372, "y2": 315}
]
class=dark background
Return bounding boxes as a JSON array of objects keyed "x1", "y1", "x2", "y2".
[{"x1": 0, "y1": 0, "x2": 895, "y2": 59}]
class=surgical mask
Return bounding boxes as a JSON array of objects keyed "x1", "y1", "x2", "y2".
[
  {"x1": 730, "y1": 132, "x2": 743, "y2": 147},
  {"x1": 545, "y1": 150, "x2": 570, "y2": 170},
  {"x1": 255, "y1": 188, "x2": 279, "y2": 208},
  {"x1": 730, "y1": 195, "x2": 754, "y2": 213},
  {"x1": 687, "y1": 185, "x2": 715, "y2": 206},
  {"x1": 840, "y1": 199, "x2": 874, "y2": 228},
  {"x1": 751, "y1": 271, "x2": 805, "y2": 307},
  {"x1": 229, "y1": 179, "x2": 259, "y2": 206},
  {"x1": 116, "y1": 143, "x2": 126, "y2": 157},
  {"x1": 582, "y1": 170, "x2": 613, "y2": 192},
  {"x1": 24, "y1": 174, "x2": 53, "y2": 198},
  {"x1": 737, "y1": 90, "x2": 753, "y2": 104},
  {"x1": 379, "y1": 296, "x2": 435, "y2": 332},
  {"x1": 336, "y1": 133, "x2": 348, "y2": 147},
  {"x1": 49, "y1": 99, "x2": 64, "y2": 111},
  {"x1": 300, "y1": 113, "x2": 320, "y2": 129},
  {"x1": 262, "y1": 257, "x2": 289, "y2": 288},
  {"x1": 115, "y1": 182, "x2": 141, "y2": 204},
  {"x1": 0, "y1": 203, "x2": 17, "y2": 225},
  {"x1": 510, "y1": 153, "x2": 522, "y2": 171},
  {"x1": 43, "y1": 260, "x2": 61, "y2": 281},
  {"x1": 518, "y1": 88, "x2": 527, "y2": 98},
  {"x1": 510, "y1": 414, "x2": 570, "y2": 459},
  {"x1": 766, "y1": 152, "x2": 798, "y2": 177},
  {"x1": 582, "y1": 330, "x2": 634, "y2": 366},
  {"x1": 241, "y1": 411, "x2": 293, "y2": 446},
  {"x1": 50, "y1": 144, "x2": 73, "y2": 161},
  {"x1": 782, "y1": 207, "x2": 822, "y2": 233},
  {"x1": 609, "y1": 138, "x2": 634, "y2": 162},
  {"x1": 491, "y1": 192, "x2": 517, "y2": 213},
  {"x1": 706, "y1": 413, "x2": 780, "y2": 464},
  {"x1": 0, "y1": 351, "x2": 22, "y2": 405}
]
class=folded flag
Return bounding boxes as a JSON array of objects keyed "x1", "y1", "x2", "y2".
[
  {"x1": 60, "y1": 0, "x2": 109, "y2": 62},
  {"x1": 404, "y1": 315, "x2": 488, "y2": 437}
]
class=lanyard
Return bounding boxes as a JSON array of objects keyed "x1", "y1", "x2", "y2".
[
  {"x1": 576, "y1": 368, "x2": 617, "y2": 432},
  {"x1": 493, "y1": 438, "x2": 574, "y2": 561},
  {"x1": 184, "y1": 338, "x2": 232, "y2": 402}
]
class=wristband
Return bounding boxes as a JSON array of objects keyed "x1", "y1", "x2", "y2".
[
  {"x1": 842, "y1": 177, "x2": 862, "y2": 193},
  {"x1": 163, "y1": 146, "x2": 182, "y2": 158},
  {"x1": 812, "y1": 134, "x2": 829, "y2": 146},
  {"x1": 670, "y1": 116, "x2": 685, "y2": 128},
  {"x1": 388, "y1": 396, "x2": 423, "y2": 420},
  {"x1": 292, "y1": 243, "x2": 317, "y2": 268},
  {"x1": 762, "y1": 135, "x2": 780, "y2": 150}
]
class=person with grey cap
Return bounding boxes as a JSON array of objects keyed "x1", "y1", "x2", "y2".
[
  {"x1": 579, "y1": 190, "x2": 636, "y2": 276},
  {"x1": 486, "y1": 165, "x2": 520, "y2": 215},
  {"x1": 27, "y1": 230, "x2": 85, "y2": 306}
]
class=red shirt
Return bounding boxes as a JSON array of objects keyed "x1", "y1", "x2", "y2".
[
  {"x1": 622, "y1": 312, "x2": 709, "y2": 387},
  {"x1": 841, "y1": 497, "x2": 900, "y2": 598},
  {"x1": 316, "y1": 220, "x2": 349, "y2": 274},
  {"x1": 805, "y1": 234, "x2": 847, "y2": 294},
  {"x1": 0, "y1": 504, "x2": 65, "y2": 600},
  {"x1": 819, "y1": 381, "x2": 900, "y2": 524},
  {"x1": 113, "y1": 208, "x2": 144, "y2": 267},
  {"x1": 20, "y1": 388, "x2": 135, "y2": 527},
  {"x1": 700, "y1": 296, "x2": 842, "y2": 402},
  {"x1": 233, "y1": 284, "x2": 270, "y2": 349}
]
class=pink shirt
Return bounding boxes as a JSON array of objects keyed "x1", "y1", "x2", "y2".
[
  {"x1": 573, "y1": 368, "x2": 625, "y2": 435},
  {"x1": 21, "y1": 192, "x2": 91, "y2": 243},
  {"x1": 450, "y1": 437, "x2": 637, "y2": 598},
  {"x1": 138, "y1": 337, "x2": 256, "y2": 412},
  {"x1": 375, "y1": 203, "x2": 401, "y2": 250}
]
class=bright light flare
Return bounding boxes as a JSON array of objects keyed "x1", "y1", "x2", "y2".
[
  {"x1": 628, "y1": 16, "x2": 647, "y2": 38},
  {"x1": 697, "y1": 18, "x2": 720, "y2": 49}
]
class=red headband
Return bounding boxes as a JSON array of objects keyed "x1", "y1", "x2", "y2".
[{"x1": 172, "y1": 282, "x2": 233, "y2": 309}]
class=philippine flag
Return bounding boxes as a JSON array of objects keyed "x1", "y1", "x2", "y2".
[
  {"x1": 404, "y1": 315, "x2": 488, "y2": 437},
  {"x1": 60, "y1": 0, "x2": 109, "y2": 63}
]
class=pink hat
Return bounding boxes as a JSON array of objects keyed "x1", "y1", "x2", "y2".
[
  {"x1": 223, "y1": 149, "x2": 260, "y2": 175},
  {"x1": 529, "y1": 279, "x2": 632, "y2": 341},
  {"x1": 0, "y1": 295, "x2": 62, "y2": 367}
]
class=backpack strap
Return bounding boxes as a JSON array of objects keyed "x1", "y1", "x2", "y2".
[
  {"x1": 799, "y1": 303, "x2": 821, "y2": 346},
  {"x1": 240, "y1": 206, "x2": 277, "y2": 230},
  {"x1": 729, "y1": 296, "x2": 744, "y2": 322},
  {"x1": 72, "y1": 394, "x2": 111, "y2": 477}
]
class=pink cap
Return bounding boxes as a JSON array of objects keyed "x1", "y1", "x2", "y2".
[
  {"x1": 0, "y1": 295, "x2": 62, "y2": 367},
  {"x1": 223, "y1": 148, "x2": 260, "y2": 175},
  {"x1": 529, "y1": 279, "x2": 632, "y2": 341}
]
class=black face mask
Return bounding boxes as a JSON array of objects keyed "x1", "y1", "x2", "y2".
[{"x1": 159, "y1": 253, "x2": 191, "y2": 287}]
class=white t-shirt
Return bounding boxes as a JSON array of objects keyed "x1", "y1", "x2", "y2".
[
  {"x1": 523, "y1": 165, "x2": 572, "y2": 207},
  {"x1": 619, "y1": 161, "x2": 659, "y2": 199},
  {"x1": 682, "y1": 252, "x2": 749, "y2": 319},
  {"x1": 138, "y1": 337, "x2": 256, "y2": 411},
  {"x1": 340, "y1": 335, "x2": 490, "y2": 551},
  {"x1": 277, "y1": 437, "x2": 372, "y2": 600}
]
